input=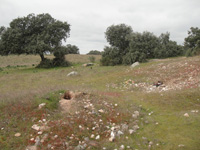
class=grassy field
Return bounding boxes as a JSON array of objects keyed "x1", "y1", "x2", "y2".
[
  {"x1": 0, "y1": 54, "x2": 101, "y2": 67},
  {"x1": 0, "y1": 55, "x2": 199, "y2": 150}
]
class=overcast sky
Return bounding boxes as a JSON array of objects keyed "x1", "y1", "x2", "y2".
[{"x1": 0, "y1": 0, "x2": 200, "y2": 54}]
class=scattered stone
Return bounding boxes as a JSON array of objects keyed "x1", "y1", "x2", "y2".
[
  {"x1": 121, "y1": 124, "x2": 128, "y2": 132},
  {"x1": 15, "y1": 133, "x2": 21, "y2": 137},
  {"x1": 37, "y1": 131, "x2": 43, "y2": 135},
  {"x1": 191, "y1": 110, "x2": 199, "y2": 113},
  {"x1": 178, "y1": 144, "x2": 185, "y2": 147},
  {"x1": 116, "y1": 130, "x2": 124, "y2": 137},
  {"x1": 129, "y1": 129, "x2": 135, "y2": 134},
  {"x1": 91, "y1": 134, "x2": 95, "y2": 138},
  {"x1": 133, "y1": 125, "x2": 139, "y2": 130},
  {"x1": 134, "y1": 111, "x2": 140, "y2": 117},
  {"x1": 98, "y1": 109, "x2": 104, "y2": 113},
  {"x1": 127, "y1": 146, "x2": 131, "y2": 149},
  {"x1": 119, "y1": 144, "x2": 125, "y2": 150},
  {"x1": 95, "y1": 135, "x2": 100, "y2": 140},
  {"x1": 184, "y1": 113, "x2": 189, "y2": 117},
  {"x1": 109, "y1": 131, "x2": 116, "y2": 142},
  {"x1": 38, "y1": 103, "x2": 46, "y2": 109},
  {"x1": 32, "y1": 124, "x2": 40, "y2": 131},
  {"x1": 84, "y1": 137, "x2": 89, "y2": 142},
  {"x1": 149, "y1": 141, "x2": 153, "y2": 145},
  {"x1": 132, "y1": 114, "x2": 137, "y2": 119},
  {"x1": 67, "y1": 71, "x2": 78, "y2": 77},
  {"x1": 35, "y1": 136, "x2": 40, "y2": 146},
  {"x1": 131, "y1": 62, "x2": 139, "y2": 68}
]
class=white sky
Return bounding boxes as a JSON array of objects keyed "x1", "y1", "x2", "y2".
[{"x1": 0, "y1": 0, "x2": 200, "y2": 54}]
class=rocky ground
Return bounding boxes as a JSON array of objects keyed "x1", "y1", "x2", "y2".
[
  {"x1": 25, "y1": 91, "x2": 145, "y2": 150},
  {"x1": 107, "y1": 57, "x2": 200, "y2": 93}
]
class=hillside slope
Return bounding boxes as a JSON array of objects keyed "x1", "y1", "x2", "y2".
[{"x1": 0, "y1": 56, "x2": 199, "y2": 150}]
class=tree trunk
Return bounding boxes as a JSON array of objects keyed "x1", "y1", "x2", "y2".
[{"x1": 40, "y1": 53, "x2": 45, "y2": 61}]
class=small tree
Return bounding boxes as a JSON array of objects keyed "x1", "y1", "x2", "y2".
[
  {"x1": 87, "y1": 50, "x2": 102, "y2": 55},
  {"x1": 101, "y1": 46, "x2": 122, "y2": 66},
  {"x1": 65, "y1": 44, "x2": 79, "y2": 54},
  {"x1": 89, "y1": 56, "x2": 95, "y2": 63},
  {"x1": 184, "y1": 27, "x2": 200, "y2": 56},
  {"x1": 0, "y1": 13, "x2": 70, "y2": 62},
  {"x1": 105, "y1": 24, "x2": 133, "y2": 55}
]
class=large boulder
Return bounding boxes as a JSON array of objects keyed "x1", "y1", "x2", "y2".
[
  {"x1": 130, "y1": 62, "x2": 139, "y2": 68},
  {"x1": 67, "y1": 71, "x2": 78, "y2": 76}
]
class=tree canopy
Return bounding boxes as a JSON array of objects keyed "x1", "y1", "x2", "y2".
[
  {"x1": 184, "y1": 27, "x2": 200, "y2": 56},
  {"x1": 65, "y1": 44, "x2": 79, "y2": 54},
  {"x1": 87, "y1": 50, "x2": 102, "y2": 55},
  {"x1": 0, "y1": 13, "x2": 70, "y2": 61}
]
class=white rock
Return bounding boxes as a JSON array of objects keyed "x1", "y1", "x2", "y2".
[
  {"x1": 32, "y1": 124, "x2": 40, "y2": 131},
  {"x1": 132, "y1": 114, "x2": 137, "y2": 119},
  {"x1": 114, "y1": 104, "x2": 118, "y2": 107},
  {"x1": 178, "y1": 144, "x2": 185, "y2": 147},
  {"x1": 35, "y1": 136, "x2": 40, "y2": 146},
  {"x1": 111, "y1": 127, "x2": 115, "y2": 131},
  {"x1": 38, "y1": 131, "x2": 43, "y2": 135},
  {"x1": 109, "y1": 137, "x2": 115, "y2": 142},
  {"x1": 134, "y1": 111, "x2": 140, "y2": 116},
  {"x1": 184, "y1": 113, "x2": 189, "y2": 117},
  {"x1": 95, "y1": 135, "x2": 100, "y2": 140},
  {"x1": 116, "y1": 130, "x2": 124, "y2": 137},
  {"x1": 38, "y1": 103, "x2": 46, "y2": 109},
  {"x1": 130, "y1": 62, "x2": 139, "y2": 68},
  {"x1": 120, "y1": 145, "x2": 125, "y2": 149},
  {"x1": 98, "y1": 109, "x2": 104, "y2": 113},
  {"x1": 149, "y1": 141, "x2": 153, "y2": 145},
  {"x1": 15, "y1": 133, "x2": 21, "y2": 137},
  {"x1": 67, "y1": 71, "x2": 78, "y2": 77},
  {"x1": 127, "y1": 146, "x2": 130, "y2": 149},
  {"x1": 91, "y1": 134, "x2": 95, "y2": 138},
  {"x1": 129, "y1": 129, "x2": 135, "y2": 134}
]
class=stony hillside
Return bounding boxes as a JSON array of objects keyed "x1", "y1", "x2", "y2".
[{"x1": 0, "y1": 56, "x2": 199, "y2": 150}]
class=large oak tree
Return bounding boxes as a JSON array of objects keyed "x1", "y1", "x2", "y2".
[{"x1": 0, "y1": 13, "x2": 70, "y2": 61}]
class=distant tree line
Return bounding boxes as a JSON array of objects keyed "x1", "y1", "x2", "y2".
[
  {"x1": 87, "y1": 50, "x2": 102, "y2": 55},
  {"x1": 0, "y1": 14, "x2": 199, "y2": 68},
  {"x1": 101, "y1": 24, "x2": 200, "y2": 66}
]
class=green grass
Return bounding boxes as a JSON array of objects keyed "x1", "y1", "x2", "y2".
[{"x1": 0, "y1": 55, "x2": 199, "y2": 149}]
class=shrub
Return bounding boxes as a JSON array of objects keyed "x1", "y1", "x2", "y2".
[
  {"x1": 101, "y1": 46, "x2": 122, "y2": 66},
  {"x1": 89, "y1": 56, "x2": 95, "y2": 63},
  {"x1": 36, "y1": 58, "x2": 53, "y2": 68}
]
